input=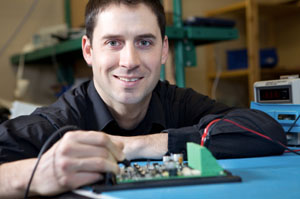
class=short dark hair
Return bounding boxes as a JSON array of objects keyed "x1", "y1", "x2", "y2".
[{"x1": 85, "y1": 0, "x2": 166, "y2": 43}]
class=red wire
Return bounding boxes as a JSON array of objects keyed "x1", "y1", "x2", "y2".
[
  {"x1": 223, "y1": 119, "x2": 272, "y2": 140},
  {"x1": 222, "y1": 119, "x2": 287, "y2": 149},
  {"x1": 201, "y1": 119, "x2": 220, "y2": 146},
  {"x1": 285, "y1": 149, "x2": 300, "y2": 153},
  {"x1": 201, "y1": 118, "x2": 287, "y2": 150}
]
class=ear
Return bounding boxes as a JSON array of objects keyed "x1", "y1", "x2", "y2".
[
  {"x1": 82, "y1": 35, "x2": 93, "y2": 66},
  {"x1": 161, "y1": 35, "x2": 169, "y2": 65}
]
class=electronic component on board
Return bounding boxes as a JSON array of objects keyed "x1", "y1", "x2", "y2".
[{"x1": 86, "y1": 142, "x2": 241, "y2": 193}]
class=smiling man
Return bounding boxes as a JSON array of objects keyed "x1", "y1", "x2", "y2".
[
  {"x1": 0, "y1": 0, "x2": 286, "y2": 198},
  {"x1": 83, "y1": 2, "x2": 168, "y2": 130}
]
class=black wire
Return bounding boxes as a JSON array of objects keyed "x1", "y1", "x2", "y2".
[
  {"x1": 24, "y1": 125, "x2": 79, "y2": 199},
  {"x1": 286, "y1": 114, "x2": 300, "y2": 134},
  {"x1": 283, "y1": 146, "x2": 300, "y2": 156}
]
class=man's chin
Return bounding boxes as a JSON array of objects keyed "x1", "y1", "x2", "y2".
[
  {"x1": 116, "y1": 93, "x2": 150, "y2": 105},
  {"x1": 118, "y1": 97, "x2": 143, "y2": 105}
]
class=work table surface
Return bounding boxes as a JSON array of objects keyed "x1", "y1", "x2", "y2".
[{"x1": 69, "y1": 151, "x2": 300, "y2": 199}]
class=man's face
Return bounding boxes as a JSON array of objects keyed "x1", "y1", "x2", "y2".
[{"x1": 82, "y1": 3, "x2": 168, "y2": 106}]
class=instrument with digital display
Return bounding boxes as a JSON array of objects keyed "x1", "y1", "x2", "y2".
[
  {"x1": 254, "y1": 77, "x2": 300, "y2": 104},
  {"x1": 251, "y1": 76, "x2": 300, "y2": 145}
]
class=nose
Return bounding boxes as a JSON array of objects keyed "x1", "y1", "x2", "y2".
[{"x1": 119, "y1": 43, "x2": 140, "y2": 70}]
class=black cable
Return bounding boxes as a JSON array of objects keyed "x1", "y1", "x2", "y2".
[
  {"x1": 286, "y1": 114, "x2": 300, "y2": 134},
  {"x1": 24, "y1": 125, "x2": 79, "y2": 199},
  {"x1": 283, "y1": 146, "x2": 300, "y2": 156}
]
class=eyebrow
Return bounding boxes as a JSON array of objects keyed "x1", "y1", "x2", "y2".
[
  {"x1": 136, "y1": 34, "x2": 157, "y2": 40},
  {"x1": 101, "y1": 33, "x2": 157, "y2": 40}
]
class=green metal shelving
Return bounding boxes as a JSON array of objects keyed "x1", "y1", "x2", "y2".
[
  {"x1": 10, "y1": 27, "x2": 237, "y2": 64},
  {"x1": 10, "y1": 0, "x2": 239, "y2": 87},
  {"x1": 11, "y1": 38, "x2": 81, "y2": 64}
]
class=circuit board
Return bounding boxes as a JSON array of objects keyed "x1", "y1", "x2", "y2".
[{"x1": 88, "y1": 143, "x2": 241, "y2": 193}]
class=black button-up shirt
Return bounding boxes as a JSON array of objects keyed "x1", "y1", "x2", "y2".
[{"x1": 0, "y1": 80, "x2": 286, "y2": 163}]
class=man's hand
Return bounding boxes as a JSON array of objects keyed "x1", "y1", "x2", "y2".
[
  {"x1": 108, "y1": 133, "x2": 168, "y2": 160},
  {"x1": 0, "y1": 131, "x2": 124, "y2": 198}
]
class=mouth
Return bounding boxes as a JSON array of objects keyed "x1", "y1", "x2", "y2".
[{"x1": 114, "y1": 76, "x2": 143, "y2": 83}]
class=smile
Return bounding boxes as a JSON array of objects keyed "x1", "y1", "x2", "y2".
[{"x1": 115, "y1": 76, "x2": 143, "y2": 82}]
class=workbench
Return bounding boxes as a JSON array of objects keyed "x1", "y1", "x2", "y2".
[{"x1": 66, "y1": 151, "x2": 300, "y2": 199}]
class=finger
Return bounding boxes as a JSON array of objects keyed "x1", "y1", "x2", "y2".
[
  {"x1": 67, "y1": 157, "x2": 120, "y2": 174},
  {"x1": 103, "y1": 137, "x2": 125, "y2": 161},
  {"x1": 105, "y1": 135, "x2": 128, "y2": 161},
  {"x1": 57, "y1": 172, "x2": 103, "y2": 190},
  {"x1": 56, "y1": 142, "x2": 116, "y2": 163},
  {"x1": 65, "y1": 131, "x2": 124, "y2": 161},
  {"x1": 113, "y1": 140, "x2": 124, "y2": 151}
]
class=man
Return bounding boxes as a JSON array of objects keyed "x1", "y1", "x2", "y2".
[{"x1": 0, "y1": 0, "x2": 286, "y2": 198}]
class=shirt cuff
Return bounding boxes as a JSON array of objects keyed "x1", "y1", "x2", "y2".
[{"x1": 164, "y1": 125, "x2": 201, "y2": 156}]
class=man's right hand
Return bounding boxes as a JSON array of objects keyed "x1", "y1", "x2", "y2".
[{"x1": 0, "y1": 130, "x2": 124, "y2": 198}]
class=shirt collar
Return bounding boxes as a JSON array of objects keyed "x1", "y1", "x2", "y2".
[
  {"x1": 145, "y1": 90, "x2": 166, "y2": 129},
  {"x1": 87, "y1": 81, "x2": 114, "y2": 131}
]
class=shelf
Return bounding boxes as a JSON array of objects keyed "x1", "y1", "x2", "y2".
[
  {"x1": 208, "y1": 69, "x2": 249, "y2": 79},
  {"x1": 185, "y1": 27, "x2": 238, "y2": 42},
  {"x1": 205, "y1": 1, "x2": 246, "y2": 17},
  {"x1": 11, "y1": 26, "x2": 238, "y2": 65},
  {"x1": 205, "y1": 0, "x2": 300, "y2": 107},
  {"x1": 205, "y1": 1, "x2": 300, "y2": 17},
  {"x1": 259, "y1": 3, "x2": 300, "y2": 18},
  {"x1": 208, "y1": 67, "x2": 300, "y2": 80},
  {"x1": 261, "y1": 67, "x2": 300, "y2": 77},
  {"x1": 10, "y1": 38, "x2": 82, "y2": 65}
]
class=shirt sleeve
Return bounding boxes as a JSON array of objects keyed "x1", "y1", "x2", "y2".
[
  {"x1": 0, "y1": 115, "x2": 57, "y2": 164},
  {"x1": 0, "y1": 85, "x2": 88, "y2": 164},
  {"x1": 167, "y1": 108, "x2": 287, "y2": 159},
  {"x1": 163, "y1": 85, "x2": 286, "y2": 159}
]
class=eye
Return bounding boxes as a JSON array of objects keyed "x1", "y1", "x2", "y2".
[
  {"x1": 107, "y1": 40, "x2": 120, "y2": 47},
  {"x1": 137, "y1": 40, "x2": 152, "y2": 47}
]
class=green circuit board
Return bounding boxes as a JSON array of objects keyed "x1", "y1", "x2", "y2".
[{"x1": 90, "y1": 143, "x2": 241, "y2": 193}]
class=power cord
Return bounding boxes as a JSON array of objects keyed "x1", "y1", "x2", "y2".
[
  {"x1": 24, "y1": 125, "x2": 79, "y2": 199},
  {"x1": 286, "y1": 114, "x2": 300, "y2": 134},
  {"x1": 24, "y1": 125, "x2": 131, "y2": 198}
]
